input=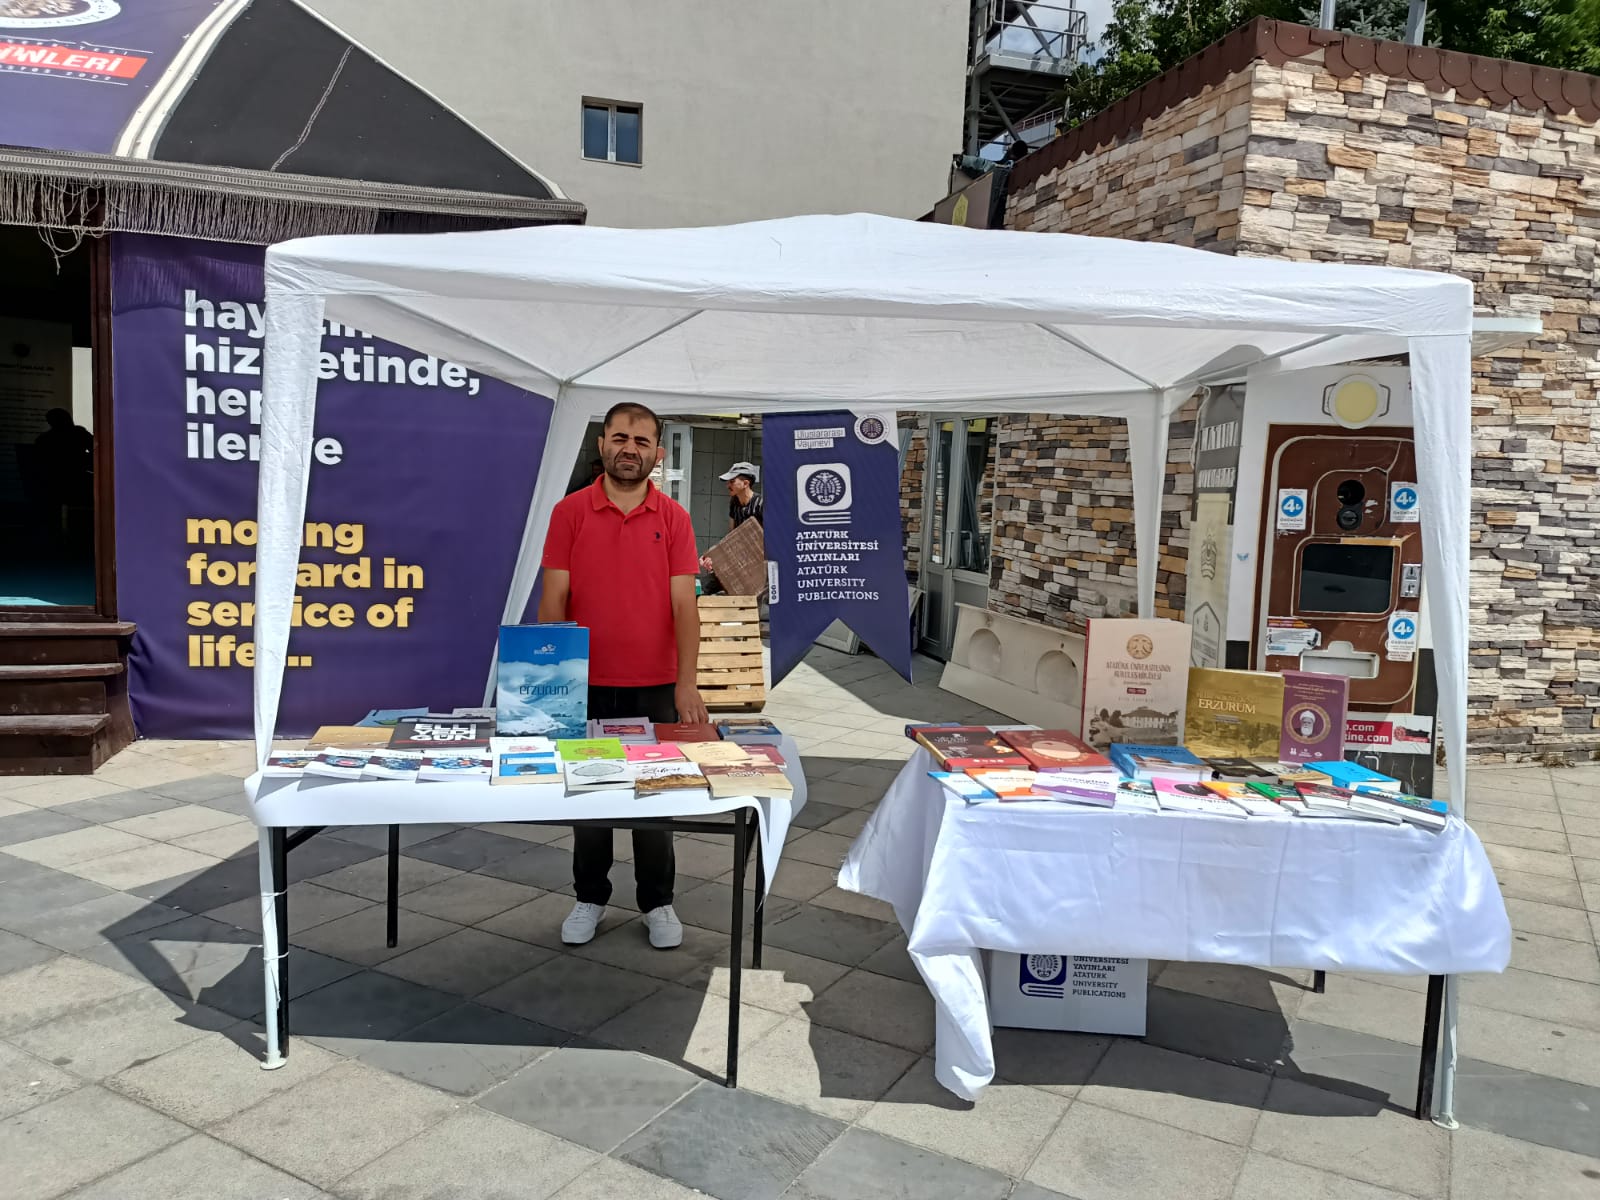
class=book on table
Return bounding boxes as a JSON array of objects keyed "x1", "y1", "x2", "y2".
[
  {"x1": 492, "y1": 751, "x2": 562, "y2": 786},
  {"x1": 489, "y1": 736, "x2": 555, "y2": 757},
  {"x1": 626, "y1": 744, "x2": 687, "y2": 763},
  {"x1": 1203, "y1": 779, "x2": 1290, "y2": 818},
  {"x1": 1184, "y1": 668, "x2": 1285, "y2": 759},
  {"x1": 680, "y1": 741, "x2": 754, "y2": 767},
  {"x1": 700, "y1": 763, "x2": 793, "y2": 799},
  {"x1": 390, "y1": 715, "x2": 495, "y2": 750},
  {"x1": 563, "y1": 758, "x2": 635, "y2": 793},
  {"x1": 912, "y1": 726, "x2": 1028, "y2": 770},
  {"x1": 739, "y1": 744, "x2": 788, "y2": 769},
  {"x1": 356, "y1": 708, "x2": 428, "y2": 728},
  {"x1": 304, "y1": 751, "x2": 371, "y2": 780},
  {"x1": 633, "y1": 760, "x2": 710, "y2": 796},
  {"x1": 1108, "y1": 743, "x2": 1209, "y2": 783},
  {"x1": 1304, "y1": 760, "x2": 1402, "y2": 793},
  {"x1": 1292, "y1": 781, "x2": 1402, "y2": 823},
  {"x1": 1204, "y1": 757, "x2": 1278, "y2": 782},
  {"x1": 1032, "y1": 772, "x2": 1118, "y2": 808},
  {"x1": 716, "y1": 716, "x2": 783, "y2": 744},
  {"x1": 263, "y1": 749, "x2": 319, "y2": 777},
  {"x1": 963, "y1": 769, "x2": 1048, "y2": 801},
  {"x1": 1152, "y1": 778, "x2": 1248, "y2": 818},
  {"x1": 1279, "y1": 671, "x2": 1349, "y2": 763},
  {"x1": 450, "y1": 707, "x2": 497, "y2": 719},
  {"x1": 1353, "y1": 788, "x2": 1449, "y2": 831},
  {"x1": 556, "y1": 738, "x2": 626, "y2": 761},
  {"x1": 588, "y1": 717, "x2": 655, "y2": 744},
  {"x1": 998, "y1": 729, "x2": 1117, "y2": 775},
  {"x1": 656, "y1": 722, "x2": 723, "y2": 743},
  {"x1": 419, "y1": 751, "x2": 492, "y2": 782},
  {"x1": 1113, "y1": 779, "x2": 1162, "y2": 812},
  {"x1": 497, "y1": 623, "x2": 590, "y2": 740},
  {"x1": 307, "y1": 725, "x2": 393, "y2": 750},
  {"x1": 929, "y1": 772, "x2": 998, "y2": 803},
  {"x1": 363, "y1": 750, "x2": 424, "y2": 781},
  {"x1": 1080, "y1": 617, "x2": 1192, "y2": 750}
]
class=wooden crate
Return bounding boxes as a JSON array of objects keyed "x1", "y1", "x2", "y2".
[{"x1": 697, "y1": 594, "x2": 766, "y2": 712}]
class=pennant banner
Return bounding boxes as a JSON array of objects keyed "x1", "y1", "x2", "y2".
[{"x1": 764, "y1": 410, "x2": 912, "y2": 685}]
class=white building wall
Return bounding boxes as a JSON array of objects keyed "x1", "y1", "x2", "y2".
[{"x1": 300, "y1": 0, "x2": 969, "y2": 227}]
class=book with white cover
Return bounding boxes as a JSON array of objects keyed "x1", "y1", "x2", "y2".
[
  {"x1": 490, "y1": 736, "x2": 555, "y2": 757},
  {"x1": 305, "y1": 751, "x2": 371, "y2": 780},
  {"x1": 633, "y1": 760, "x2": 709, "y2": 796},
  {"x1": 1033, "y1": 772, "x2": 1118, "y2": 808},
  {"x1": 263, "y1": 749, "x2": 318, "y2": 778},
  {"x1": 929, "y1": 772, "x2": 998, "y2": 804},
  {"x1": 564, "y1": 758, "x2": 635, "y2": 794},
  {"x1": 363, "y1": 750, "x2": 424, "y2": 781},
  {"x1": 1153, "y1": 778, "x2": 1247, "y2": 818},
  {"x1": 420, "y1": 751, "x2": 492, "y2": 782}
]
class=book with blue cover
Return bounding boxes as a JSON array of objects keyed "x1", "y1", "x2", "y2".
[
  {"x1": 1109, "y1": 743, "x2": 1209, "y2": 783},
  {"x1": 497, "y1": 624, "x2": 590, "y2": 740},
  {"x1": 1304, "y1": 760, "x2": 1401, "y2": 793}
]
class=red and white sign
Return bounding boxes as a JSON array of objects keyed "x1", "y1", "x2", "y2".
[
  {"x1": 1345, "y1": 713, "x2": 1434, "y2": 756},
  {"x1": 0, "y1": 41, "x2": 145, "y2": 76}
]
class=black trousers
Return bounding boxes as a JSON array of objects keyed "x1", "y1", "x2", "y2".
[{"x1": 573, "y1": 683, "x2": 678, "y2": 912}]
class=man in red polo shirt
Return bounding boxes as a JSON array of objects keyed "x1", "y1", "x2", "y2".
[{"x1": 539, "y1": 402, "x2": 708, "y2": 949}]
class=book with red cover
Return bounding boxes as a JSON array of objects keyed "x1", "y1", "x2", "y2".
[
  {"x1": 740, "y1": 744, "x2": 789, "y2": 769},
  {"x1": 914, "y1": 726, "x2": 1027, "y2": 770},
  {"x1": 655, "y1": 722, "x2": 723, "y2": 743},
  {"x1": 997, "y1": 729, "x2": 1116, "y2": 774}
]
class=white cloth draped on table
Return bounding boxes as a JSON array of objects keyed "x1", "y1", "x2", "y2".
[{"x1": 839, "y1": 750, "x2": 1511, "y2": 1100}]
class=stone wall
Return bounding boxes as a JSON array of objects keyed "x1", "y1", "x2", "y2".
[
  {"x1": 900, "y1": 416, "x2": 926, "y2": 582},
  {"x1": 999, "y1": 50, "x2": 1600, "y2": 761}
]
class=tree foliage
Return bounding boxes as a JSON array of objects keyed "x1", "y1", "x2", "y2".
[{"x1": 1060, "y1": 0, "x2": 1600, "y2": 126}]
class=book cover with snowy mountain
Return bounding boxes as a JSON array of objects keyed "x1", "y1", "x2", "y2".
[{"x1": 497, "y1": 625, "x2": 590, "y2": 740}]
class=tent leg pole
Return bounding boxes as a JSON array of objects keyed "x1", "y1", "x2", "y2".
[
  {"x1": 259, "y1": 826, "x2": 288, "y2": 1070},
  {"x1": 1415, "y1": 974, "x2": 1445, "y2": 1120},
  {"x1": 1312, "y1": 970, "x2": 1326, "y2": 994},
  {"x1": 726, "y1": 811, "x2": 748, "y2": 1088},
  {"x1": 1433, "y1": 974, "x2": 1461, "y2": 1129},
  {"x1": 386, "y1": 825, "x2": 400, "y2": 948}
]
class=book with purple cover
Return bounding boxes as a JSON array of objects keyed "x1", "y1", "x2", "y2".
[{"x1": 1280, "y1": 671, "x2": 1349, "y2": 764}]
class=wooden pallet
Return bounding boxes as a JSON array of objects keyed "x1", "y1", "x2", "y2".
[{"x1": 697, "y1": 594, "x2": 766, "y2": 712}]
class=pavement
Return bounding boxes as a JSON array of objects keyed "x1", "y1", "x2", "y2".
[{"x1": 0, "y1": 646, "x2": 1598, "y2": 1199}]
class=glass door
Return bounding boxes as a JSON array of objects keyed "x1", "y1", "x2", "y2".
[{"x1": 918, "y1": 415, "x2": 997, "y2": 659}]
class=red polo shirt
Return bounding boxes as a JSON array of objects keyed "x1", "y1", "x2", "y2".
[{"x1": 541, "y1": 478, "x2": 700, "y2": 687}]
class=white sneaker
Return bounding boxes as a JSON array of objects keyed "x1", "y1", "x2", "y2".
[
  {"x1": 562, "y1": 902, "x2": 606, "y2": 945},
  {"x1": 644, "y1": 905, "x2": 683, "y2": 950}
]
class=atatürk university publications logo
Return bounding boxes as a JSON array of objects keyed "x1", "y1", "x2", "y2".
[{"x1": 0, "y1": 0, "x2": 121, "y2": 29}]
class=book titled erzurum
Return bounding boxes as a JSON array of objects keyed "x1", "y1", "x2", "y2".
[{"x1": 497, "y1": 624, "x2": 590, "y2": 741}]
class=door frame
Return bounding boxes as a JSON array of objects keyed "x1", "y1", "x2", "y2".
[{"x1": 917, "y1": 413, "x2": 993, "y2": 659}]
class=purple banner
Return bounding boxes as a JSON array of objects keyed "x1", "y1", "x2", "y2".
[
  {"x1": 111, "y1": 232, "x2": 553, "y2": 737},
  {"x1": 764, "y1": 410, "x2": 912, "y2": 685},
  {"x1": 0, "y1": 0, "x2": 228, "y2": 155}
]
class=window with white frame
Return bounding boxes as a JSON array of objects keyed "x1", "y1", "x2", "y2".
[{"x1": 582, "y1": 100, "x2": 642, "y2": 165}]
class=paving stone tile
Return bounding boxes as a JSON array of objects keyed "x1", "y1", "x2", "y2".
[
  {"x1": 0, "y1": 872, "x2": 113, "y2": 929},
  {"x1": 576, "y1": 916, "x2": 731, "y2": 983},
  {"x1": 214, "y1": 1060, "x2": 459, "y2": 1188},
  {"x1": 55, "y1": 790, "x2": 182, "y2": 826},
  {"x1": 1461, "y1": 968, "x2": 1600, "y2": 1033},
  {"x1": 206, "y1": 881, "x2": 374, "y2": 935},
  {"x1": 6, "y1": 824, "x2": 151, "y2": 868},
  {"x1": 0, "y1": 809, "x2": 93, "y2": 848},
  {"x1": 284, "y1": 835, "x2": 384, "y2": 884},
  {"x1": 478, "y1": 954, "x2": 664, "y2": 1035},
  {"x1": 1079, "y1": 1039, "x2": 1270, "y2": 1145},
  {"x1": 69, "y1": 1133, "x2": 325, "y2": 1200},
  {"x1": 168, "y1": 821, "x2": 259, "y2": 860},
  {"x1": 1465, "y1": 801, "x2": 1566, "y2": 832},
  {"x1": 784, "y1": 830, "x2": 856, "y2": 868},
  {"x1": 1495, "y1": 867, "x2": 1588, "y2": 909},
  {"x1": 1506, "y1": 929, "x2": 1600, "y2": 983},
  {"x1": 0, "y1": 954, "x2": 144, "y2": 1036},
  {"x1": 479, "y1": 844, "x2": 578, "y2": 892},
  {"x1": 475, "y1": 891, "x2": 630, "y2": 949},
  {"x1": 66, "y1": 842, "x2": 222, "y2": 890},
  {"x1": 326, "y1": 823, "x2": 458, "y2": 851},
  {"x1": 187, "y1": 943, "x2": 363, "y2": 1022},
  {"x1": 549, "y1": 1157, "x2": 707, "y2": 1200},
  {"x1": 94, "y1": 755, "x2": 210, "y2": 790},
  {"x1": 1503, "y1": 896, "x2": 1598, "y2": 943},
  {"x1": 1451, "y1": 1057, "x2": 1600, "y2": 1161},
  {"x1": 8, "y1": 892, "x2": 184, "y2": 955},
  {"x1": 403, "y1": 827, "x2": 536, "y2": 873},
  {"x1": 1144, "y1": 985, "x2": 1290, "y2": 1071},
  {"x1": 0, "y1": 850, "x2": 52, "y2": 885},
  {"x1": 78, "y1": 911, "x2": 249, "y2": 985},
  {"x1": 1470, "y1": 820, "x2": 1571, "y2": 854},
  {"x1": 694, "y1": 947, "x2": 851, "y2": 1020},
  {"x1": 1450, "y1": 1125, "x2": 1600, "y2": 1200},
  {"x1": 397, "y1": 872, "x2": 540, "y2": 925},
  {"x1": 786, "y1": 1127, "x2": 1011, "y2": 1200},
  {"x1": 1231, "y1": 1152, "x2": 1413, "y2": 1200},
  {"x1": 357, "y1": 1001, "x2": 565, "y2": 1097},
  {"x1": 108, "y1": 805, "x2": 241, "y2": 842},
  {"x1": 1459, "y1": 1004, "x2": 1600, "y2": 1088},
  {"x1": 11, "y1": 987, "x2": 233, "y2": 1081},
  {"x1": 1487, "y1": 843, "x2": 1578, "y2": 881},
  {"x1": 1296, "y1": 975, "x2": 1425, "y2": 1045},
  {"x1": 1585, "y1": 881, "x2": 1600, "y2": 913},
  {"x1": 808, "y1": 886, "x2": 894, "y2": 922},
  {"x1": 1155, "y1": 961, "x2": 1310, "y2": 1017},
  {"x1": 858, "y1": 934, "x2": 919, "y2": 983},
  {"x1": 1578, "y1": 857, "x2": 1600, "y2": 884},
  {"x1": 748, "y1": 857, "x2": 842, "y2": 902},
  {"x1": 673, "y1": 880, "x2": 798, "y2": 936},
  {"x1": 124, "y1": 854, "x2": 261, "y2": 915},
  {"x1": 107, "y1": 1029, "x2": 342, "y2": 1126},
  {"x1": 0, "y1": 928, "x2": 57, "y2": 977},
  {"x1": 292, "y1": 904, "x2": 460, "y2": 966},
  {"x1": 1027, "y1": 1100, "x2": 1247, "y2": 1200},
  {"x1": 992, "y1": 1026, "x2": 1115, "y2": 1097},
  {"x1": 0, "y1": 1043, "x2": 80, "y2": 1121},
  {"x1": 477, "y1": 821, "x2": 569, "y2": 845},
  {"x1": 762, "y1": 902, "x2": 898, "y2": 966},
  {"x1": 336, "y1": 1106, "x2": 594, "y2": 1200},
  {"x1": 1007, "y1": 1185, "x2": 1080, "y2": 1200},
  {"x1": 377, "y1": 927, "x2": 555, "y2": 996},
  {"x1": 858, "y1": 1055, "x2": 1069, "y2": 1175},
  {"x1": 788, "y1": 799, "x2": 852, "y2": 831},
  {"x1": 140, "y1": 773, "x2": 250, "y2": 804},
  {"x1": 806, "y1": 967, "x2": 934, "y2": 1053},
  {"x1": 734, "y1": 1015, "x2": 914, "y2": 1121},
  {"x1": 617, "y1": 1080, "x2": 844, "y2": 1200},
  {"x1": 478, "y1": 1044, "x2": 697, "y2": 1153},
  {"x1": 591, "y1": 982, "x2": 783, "y2": 1078},
  {"x1": 1251, "y1": 1076, "x2": 1448, "y2": 1197},
  {"x1": 290, "y1": 969, "x2": 461, "y2": 1055},
  {"x1": 0, "y1": 1085, "x2": 189, "y2": 1200},
  {"x1": 3, "y1": 775, "x2": 129, "y2": 808},
  {"x1": 310, "y1": 853, "x2": 462, "y2": 901}
]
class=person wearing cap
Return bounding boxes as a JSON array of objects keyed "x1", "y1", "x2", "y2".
[{"x1": 720, "y1": 461, "x2": 763, "y2": 532}]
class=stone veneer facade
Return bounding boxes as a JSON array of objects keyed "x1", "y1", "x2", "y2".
[{"x1": 994, "y1": 27, "x2": 1600, "y2": 762}]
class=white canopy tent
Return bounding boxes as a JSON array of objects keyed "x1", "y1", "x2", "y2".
[{"x1": 257, "y1": 212, "x2": 1480, "y2": 1118}]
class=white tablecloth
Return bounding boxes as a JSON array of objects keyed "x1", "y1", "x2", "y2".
[
  {"x1": 247, "y1": 735, "x2": 808, "y2": 893},
  {"x1": 838, "y1": 749, "x2": 1511, "y2": 1100}
]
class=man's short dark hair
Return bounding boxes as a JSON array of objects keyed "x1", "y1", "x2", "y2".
[
  {"x1": 602, "y1": 402, "x2": 663, "y2": 441},
  {"x1": 735, "y1": 473, "x2": 757, "y2": 487}
]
